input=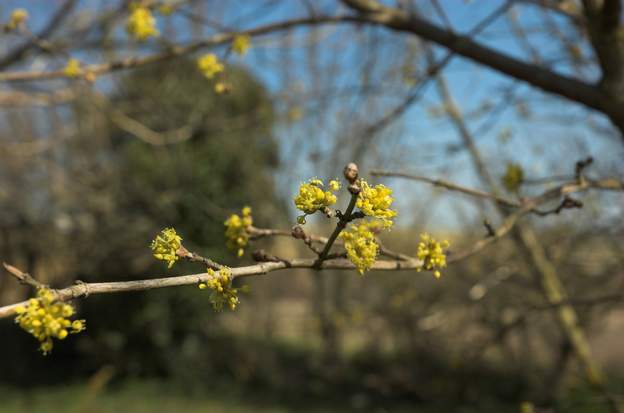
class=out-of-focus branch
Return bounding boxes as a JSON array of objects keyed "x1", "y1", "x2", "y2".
[
  {"x1": 0, "y1": 0, "x2": 78, "y2": 70},
  {"x1": 340, "y1": 0, "x2": 622, "y2": 132},
  {"x1": 0, "y1": 15, "x2": 360, "y2": 82},
  {"x1": 2, "y1": 263, "x2": 46, "y2": 289}
]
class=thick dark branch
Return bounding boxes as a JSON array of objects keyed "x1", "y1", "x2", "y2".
[
  {"x1": 582, "y1": 0, "x2": 624, "y2": 96},
  {"x1": 341, "y1": 0, "x2": 615, "y2": 117}
]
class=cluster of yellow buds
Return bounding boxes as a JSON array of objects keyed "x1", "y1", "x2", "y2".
[
  {"x1": 63, "y1": 58, "x2": 82, "y2": 78},
  {"x1": 416, "y1": 233, "x2": 450, "y2": 278},
  {"x1": 126, "y1": 4, "x2": 159, "y2": 41},
  {"x1": 198, "y1": 267, "x2": 240, "y2": 311},
  {"x1": 224, "y1": 207, "x2": 253, "y2": 257},
  {"x1": 294, "y1": 178, "x2": 340, "y2": 223},
  {"x1": 5, "y1": 9, "x2": 28, "y2": 31},
  {"x1": 197, "y1": 53, "x2": 224, "y2": 79},
  {"x1": 502, "y1": 162, "x2": 524, "y2": 193},
  {"x1": 357, "y1": 180, "x2": 396, "y2": 227},
  {"x1": 150, "y1": 227, "x2": 182, "y2": 268},
  {"x1": 14, "y1": 288, "x2": 85, "y2": 355},
  {"x1": 339, "y1": 222, "x2": 379, "y2": 275},
  {"x1": 232, "y1": 34, "x2": 251, "y2": 56}
]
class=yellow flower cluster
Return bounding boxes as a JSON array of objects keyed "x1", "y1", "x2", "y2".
[
  {"x1": 150, "y1": 227, "x2": 182, "y2": 268},
  {"x1": 416, "y1": 233, "x2": 450, "y2": 278},
  {"x1": 294, "y1": 178, "x2": 340, "y2": 222},
  {"x1": 502, "y1": 162, "x2": 524, "y2": 193},
  {"x1": 224, "y1": 206, "x2": 253, "y2": 257},
  {"x1": 199, "y1": 267, "x2": 240, "y2": 311},
  {"x1": 14, "y1": 288, "x2": 85, "y2": 355},
  {"x1": 126, "y1": 4, "x2": 159, "y2": 41},
  {"x1": 232, "y1": 34, "x2": 251, "y2": 55},
  {"x1": 357, "y1": 180, "x2": 396, "y2": 226},
  {"x1": 63, "y1": 58, "x2": 82, "y2": 78},
  {"x1": 197, "y1": 53, "x2": 224, "y2": 79},
  {"x1": 6, "y1": 9, "x2": 28, "y2": 31},
  {"x1": 339, "y1": 222, "x2": 379, "y2": 275}
]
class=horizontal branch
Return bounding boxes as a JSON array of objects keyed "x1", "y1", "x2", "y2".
[
  {"x1": 0, "y1": 256, "x2": 422, "y2": 319},
  {"x1": 0, "y1": 15, "x2": 360, "y2": 82}
]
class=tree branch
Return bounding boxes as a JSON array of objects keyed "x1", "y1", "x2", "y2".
[
  {"x1": 0, "y1": 256, "x2": 422, "y2": 319},
  {"x1": 0, "y1": 15, "x2": 360, "y2": 82},
  {"x1": 341, "y1": 0, "x2": 617, "y2": 121}
]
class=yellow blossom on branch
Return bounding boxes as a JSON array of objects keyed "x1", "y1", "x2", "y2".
[
  {"x1": 6, "y1": 9, "x2": 28, "y2": 31},
  {"x1": 294, "y1": 178, "x2": 339, "y2": 222},
  {"x1": 198, "y1": 267, "x2": 240, "y2": 311},
  {"x1": 232, "y1": 34, "x2": 251, "y2": 55},
  {"x1": 339, "y1": 222, "x2": 379, "y2": 275},
  {"x1": 328, "y1": 179, "x2": 341, "y2": 191},
  {"x1": 214, "y1": 81, "x2": 231, "y2": 94},
  {"x1": 357, "y1": 180, "x2": 397, "y2": 226},
  {"x1": 416, "y1": 233, "x2": 449, "y2": 278},
  {"x1": 197, "y1": 53, "x2": 224, "y2": 79},
  {"x1": 14, "y1": 288, "x2": 85, "y2": 355},
  {"x1": 224, "y1": 206, "x2": 253, "y2": 257},
  {"x1": 126, "y1": 4, "x2": 159, "y2": 41},
  {"x1": 63, "y1": 58, "x2": 82, "y2": 78},
  {"x1": 150, "y1": 227, "x2": 182, "y2": 268},
  {"x1": 502, "y1": 162, "x2": 524, "y2": 193}
]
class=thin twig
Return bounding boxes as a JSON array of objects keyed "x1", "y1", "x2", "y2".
[{"x1": 2, "y1": 263, "x2": 46, "y2": 289}]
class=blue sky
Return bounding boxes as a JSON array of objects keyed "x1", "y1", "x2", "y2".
[{"x1": 2, "y1": 0, "x2": 622, "y2": 231}]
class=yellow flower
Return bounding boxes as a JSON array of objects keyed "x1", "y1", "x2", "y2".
[
  {"x1": 214, "y1": 81, "x2": 230, "y2": 94},
  {"x1": 150, "y1": 227, "x2": 182, "y2": 268},
  {"x1": 14, "y1": 288, "x2": 86, "y2": 355},
  {"x1": 224, "y1": 207, "x2": 253, "y2": 257},
  {"x1": 197, "y1": 54, "x2": 224, "y2": 79},
  {"x1": 328, "y1": 179, "x2": 341, "y2": 191},
  {"x1": 416, "y1": 233, "x2": 449, "y2": 278},
  {"x1": 198, "y1": 267, "x2": 240, "y2": 311},
  {"x1": 232, "y1": 34, "x2": 251, "y2": 55},
  {"x1": 502, "y1": 162, "x2": 524, "y2": 193},
  {"x1": 339, "y1": 222, "x2": 379, "y2": 275},
  {"x1": 6, "y1": 9, "x2": 28, "y2": 31},
  {"x1": 294, "y1": 178, "x2": 338, "y2": 219},
  {"x1": 63, "y1": 58, "x2": 82, "y2": 78},
  {"x1": 126, "y1": 4, "x2": 159, "y2": 41},
  {"x1": 357, "y1": 180, "x2": 397, "y2": 226}
]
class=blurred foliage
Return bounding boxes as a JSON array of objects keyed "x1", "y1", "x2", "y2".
[{"x1": 0, "y1": 59, "x2": 283, "y2": 383}]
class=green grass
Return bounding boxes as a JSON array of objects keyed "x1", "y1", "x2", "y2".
[{"x1": 0, "y1": 380, "x2": 520, "y2": 413}]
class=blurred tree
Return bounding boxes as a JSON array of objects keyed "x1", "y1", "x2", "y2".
[{"x1": 0, "y1": 59, "x2": 284, "y2": 382}]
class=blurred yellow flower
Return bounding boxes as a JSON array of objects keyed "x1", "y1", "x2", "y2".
[
  {"x1": 224, "y1": 207, "x2": 253, "y2": 257},
  {"x1": 6, "y1": 9, "x2": 28, "y2": 31},
  {"x1": 232, "y1": 34, "x2": 251, "y2": 55},
  {"x1": 127, "y1": 4, "x2": 159, "y2": 41},
  {"x1": 197, "y1": 53, "x2": 224, "y2": 79},
  {"x1": 63, "y1": 58, "x2": 82, "y2": 78}
]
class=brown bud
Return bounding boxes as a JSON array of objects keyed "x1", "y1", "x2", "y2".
[
  {"x1": 291, "y1": 225, "x2": 307, "y2": 240},
  {"x1": 343, "y1": 162, "x2": 359, "y2": 184},
  {"x1": 347, "y1": 183, "x2": 361, "y2": 195}
]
